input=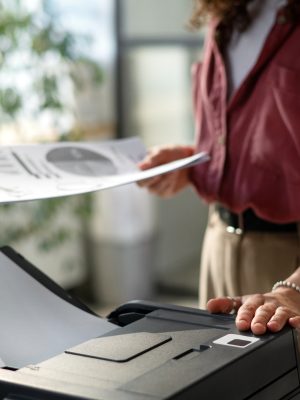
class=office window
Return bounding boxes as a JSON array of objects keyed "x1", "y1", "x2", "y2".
[
  {"x1": 0, "y1": 0, "x2": 115, "y2": 144},
  {"x1": 116, "y1": 0, "x2": 204, "y2": 146}
]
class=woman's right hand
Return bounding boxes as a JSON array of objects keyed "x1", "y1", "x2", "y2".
[{"x1": 137, "y1": 144, "x2": 195, "y2": 198}]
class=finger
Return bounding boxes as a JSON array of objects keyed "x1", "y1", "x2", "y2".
[
  {"x1": 137, "y1": 153, "x2": 163, "y2": 171},
  {"x1": 235, "y1": 295, "x2": 265, "y2": 332},
  {"x1": 138, "y1": 173, "x2": 180, "y2": 197},
  {"x1": 138, "y1": 171, "x2": 176, "y2": 191},
  {"x1": 146, "y1": 173, "x2": 182, "y2": 197},
  {"x1": 166, "y1": 171, "x2": 189, "y2": 196},
  {"x1": 289, "y1": 316, "x2": 300, "y2": 329},
  {"x1": 207, "y1": 297, "x2": 236, "y2": 314},
  {"x1": 268, "y1": 307, "x2": 300, "y2": 332},
  {"x1": 139, "y1": 148, "x2": 173, "y2": 169},
  {"x1": 138, "y1": 159, "x2": 157, "y2": 170},
  {"x1": 139, "y1": 146, "x2": 194, "y2": 170},
  {"x1": 137, "y1": 176, "x2": 162, "y2": 188},
  {"x1": 266, "y1": 306, "x2": 293, "y2": 332},
  {"x1": 250, "y1": 303, "x2": 278, "y2": 335},
  {"x1": 148, "y1": 176, "x2": 174, "y2": 197},
  {"x1": 157, "y1": 173, "x2": 182, "y2": 198}
]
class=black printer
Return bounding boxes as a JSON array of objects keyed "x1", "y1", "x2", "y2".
[{"x1": 0, "y1": 247, "x2": 299, "y2": 400}]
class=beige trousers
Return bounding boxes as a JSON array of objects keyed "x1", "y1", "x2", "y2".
[{"x1": 199, "y1": 207, "x2": 300, "y2": 309}]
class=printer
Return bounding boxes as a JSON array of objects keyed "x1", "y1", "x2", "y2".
[{"x1": 0, "y1": 247, "x2": 299, "y2": 400}]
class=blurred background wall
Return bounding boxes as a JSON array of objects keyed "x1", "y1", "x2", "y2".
[{"x1": 0, "y1": 0, "x2": 208, "y2": 310}]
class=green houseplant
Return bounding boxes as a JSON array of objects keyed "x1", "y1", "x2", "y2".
[{"x1": 0, "y1": 0, "x2": 104, "y2": 284}]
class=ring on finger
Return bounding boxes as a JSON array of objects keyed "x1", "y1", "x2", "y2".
[{"x1": 227, "y1": 296, "x2": 238, "y2": 312}]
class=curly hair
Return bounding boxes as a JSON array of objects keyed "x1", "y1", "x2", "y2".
[{"x1": 190, "y1": 0, "x2": 300, "y2": 32}]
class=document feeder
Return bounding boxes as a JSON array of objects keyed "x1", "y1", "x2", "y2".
[{"x1": 0, "y1": 247, "x2": 299, "y2": 400}]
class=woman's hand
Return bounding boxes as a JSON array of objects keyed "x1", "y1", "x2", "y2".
[
  {"x1": 207, "y1": 289, "x2": 300, "y2": 335},
  {"x1": 137, "y1": 145, "x2": 195, "y2": 198}
]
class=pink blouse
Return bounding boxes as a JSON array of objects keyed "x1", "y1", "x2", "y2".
[{"x1": 190, "y1": 10, "x2": 300, "y2": 223}]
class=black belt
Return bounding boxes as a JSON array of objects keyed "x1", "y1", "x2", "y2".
[{"x1": 216, "y1": 204, "x2": 298, "y2": 233}]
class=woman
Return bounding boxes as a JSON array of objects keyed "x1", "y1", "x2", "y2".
[{"x1": 139, "y1": 0, "x2": 300, "y2": 309}]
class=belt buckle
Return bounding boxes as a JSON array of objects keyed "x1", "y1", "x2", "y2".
[
  {"x1": 226, "y1": 213, "x2": 244, "y2": 235},
  {"x1": 226, "y1": 226, "x2": 243, "y2": 235}
]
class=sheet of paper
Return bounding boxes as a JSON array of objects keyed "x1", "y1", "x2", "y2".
[
  {"x1": 0, "y1": 137, "x2": 209, "y2": 203},
  {"x1": 0, "y1": 252, "x2": 117, "y2": 368}
]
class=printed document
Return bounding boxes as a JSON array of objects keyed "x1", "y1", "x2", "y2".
[
  {"x1": 0, "y1": 252, "x2": 116, "y2": 368},
  {"x1": 0, "y1": 137, "x2": 209, "y2": 203}
]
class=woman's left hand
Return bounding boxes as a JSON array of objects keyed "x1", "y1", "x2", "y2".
[{"x1": 207, "y1": 289, "x2": 300, "y2": 335}]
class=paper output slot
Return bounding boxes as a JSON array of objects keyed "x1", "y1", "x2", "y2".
[{"x1": 173, "y1": 345, "x2": 211, "y2": 361}]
